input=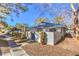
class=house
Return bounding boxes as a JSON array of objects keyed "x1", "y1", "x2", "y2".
[{"x1": 30, "y1": 22, "x2": 66, "y2": 46}]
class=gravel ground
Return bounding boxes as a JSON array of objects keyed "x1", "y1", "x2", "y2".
[{"x1": 22, "y1": 43, "x2": 75, "y2": 56}]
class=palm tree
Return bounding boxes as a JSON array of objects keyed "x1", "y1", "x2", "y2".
[
  {"x1": 54, "y1": 16, "x2": 63, "y2": 24},
  {"x1": 35, "y1": 17, "x2": 48, "y2": 25}
]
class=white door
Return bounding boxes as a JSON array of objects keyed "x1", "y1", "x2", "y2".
[{"x1": 46, "y1": 32, "x2": 54, "y2": 46}]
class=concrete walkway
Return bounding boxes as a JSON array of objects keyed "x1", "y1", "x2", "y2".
[
  {"x1": 9, "y1": 47, "x2": 29, "y2": 56},
  {"x1": 1, "y1": 37, "x2": 29, "y2": 56},
  {"x1": 2, "y1": 45, "x2": 29, "y2": 56}
]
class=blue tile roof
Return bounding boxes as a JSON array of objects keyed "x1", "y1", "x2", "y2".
[
  {"x1": 35, "y1": 22, "x2": 65, "y2": 28},
  {"x1": 29, "y1": 22, "x2": 66, "y2": 30}
]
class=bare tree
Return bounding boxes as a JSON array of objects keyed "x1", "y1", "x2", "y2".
[
  {"x1": 34, "y1": 4, "x2": 72, "y2": 25},
  {"x1": 70, "y1": 3, "x2": 79, "y2": 34}
]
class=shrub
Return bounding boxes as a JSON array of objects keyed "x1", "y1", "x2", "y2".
[{"x1": 40, "y1": 32, "x2": 47, "y2": 45}]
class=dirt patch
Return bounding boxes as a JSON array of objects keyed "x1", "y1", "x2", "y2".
[
  {"x1": 22, "y1": 43, "x2": 75, "y2": 56},
  {"x1": 56, "y1": 37, "x2": 79, "y2": 55}
]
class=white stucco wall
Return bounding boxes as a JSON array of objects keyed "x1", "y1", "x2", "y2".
[
  {"x1": 35, "y1": 29, "x2": 65, "y2": 46},
  {"x1": 46, "y1": 32, "x2": 54, "y2": 46},
  {"x1": 36, "y1": 32, "x2": 54, "y2": 45}
]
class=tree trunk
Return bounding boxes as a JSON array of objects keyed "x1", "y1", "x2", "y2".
[
  {"x1": 73, "y1": 11, "x2": 78, "y2": 34},
  {"x1": 74, "y1": 11, "x2": 78, "y2": 25}
]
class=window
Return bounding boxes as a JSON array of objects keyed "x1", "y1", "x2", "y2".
[
  {"x1": 56, "y1": 28, "x2": 61, "y2": 32},
  {"x1": 49, "y1": 28, "x2": 56, "y2": 32}
]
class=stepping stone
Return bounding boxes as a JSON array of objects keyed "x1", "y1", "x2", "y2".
[
  {"x1": 10, "y1": 47, "x2": 28, "y2": 56},
  {"x1": 2, "y1": 53, "x2": 11, "y2": 56},
  {"x1": 12, "y1": 50, "x2": 26, "y2": 56}
]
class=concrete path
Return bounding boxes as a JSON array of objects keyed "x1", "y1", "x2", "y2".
[
  {"x1": 0, "y1": 35, "x2": 29, "y2": 56},
  {"x1": 1, "y1": 46, "x2": 29, "y2": 56},
  {"x1": 1, "y1": 42, "x2": 28, "y2": 56},
  {"x1": 9, "y1": 47, "x2": 29, "y2": 56},
  {"x1": 2, "y1": 53, "x2": 11, "y2": 56}
]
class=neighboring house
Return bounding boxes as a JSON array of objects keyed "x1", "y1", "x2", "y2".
[
  {"x1": 30, "y1": 22, "x2": 66, "y2": 46},
  {"x1": 8, "y1": 27, "x2": 22, "y2": 35}
]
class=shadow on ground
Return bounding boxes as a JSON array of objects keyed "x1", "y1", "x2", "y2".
[
  {"x1": 65, "y1": 33, "x2": 73, "y2": 38},
  {"x1": 0, "y1": 39, "x2": 9, "y2": 56},
  {"x1": 0, "y1": 48, "x2": 2, "y2": 56},
  {"x1": 0, "y1": 39, "x2": 9, "y2": 47}
]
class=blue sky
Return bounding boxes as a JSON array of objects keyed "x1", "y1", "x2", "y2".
[{"x1": 4, "y1": 3, "x2": 78, "y2": 27}]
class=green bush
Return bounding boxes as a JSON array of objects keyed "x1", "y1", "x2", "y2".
[{"x1": 40, "y1": 32, "x2": 47, "y2": 45}]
